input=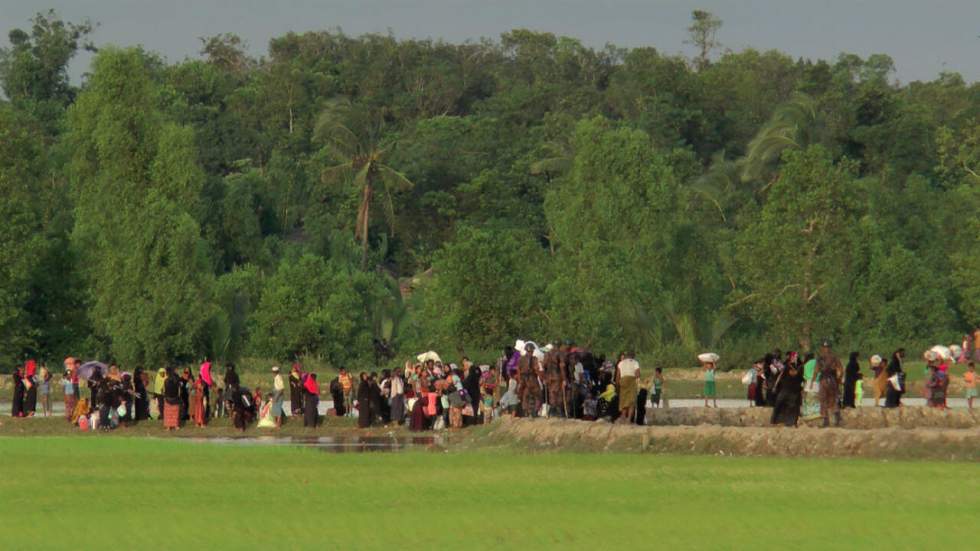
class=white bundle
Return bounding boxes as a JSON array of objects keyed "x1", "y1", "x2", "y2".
[
  {"x1": 923, "y1": 350, "x2": 939, "y2": 362},
  {"x1": 698, "y1": 352, "x2": 720, "y2": 364},
  {"x1": 950, "y1": 344, "x2": 963, "y2": 359},
  {"x1": 417, "y1": 351, "x2": 442, "y2": 363},
  {"x1": 870, "y1": 355, "x2": 882, "y2": 367},
  {"x1": 930, "y1": 345, "x2": 952, "y2": 361}
]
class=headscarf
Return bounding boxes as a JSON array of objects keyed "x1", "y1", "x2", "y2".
[
  {"x1": 154, "y1": 368, "x2": 167, "y2": 394},
  {"x1": 25, "y1": 360, "x2": 37, "y2": 378},
  {"x1": 200, "y1": 361, "x2": 214, "y2": 387},
  {"x1": 304, "y1": 373, "x2": 319, "y2": 395},
  {"x1": 599, "y1": 383, "x2": 617, "y2": 401}
]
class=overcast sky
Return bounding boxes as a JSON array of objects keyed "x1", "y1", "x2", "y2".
[{"x1": 1, "y1": 0, "x2": 977, "y2": 84}]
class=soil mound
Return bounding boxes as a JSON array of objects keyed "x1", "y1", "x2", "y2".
[
  {"x1": 646, "y1": 406, "x2": 980, "y2": 429},
  {"x1": 480, "y1": 415, "x2": 980, "y2": 460}
]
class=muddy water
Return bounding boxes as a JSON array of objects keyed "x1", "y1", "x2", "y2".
[{"x1": 185, "y1": 435, "x2": 446, "y2": 453}]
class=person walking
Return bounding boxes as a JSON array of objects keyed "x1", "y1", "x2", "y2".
[
  {"x1": 698, "y1": 353, "x2": 718, "y2": 408},
  {"x1": 616, "y1": 351, "x2": 641, "y2": 421},
  {"x1": 965, "y1": 362, "x2": 977, "y2": 410},
  {"x1": 162, "y1": 367, "x2": 181, "y2": 431},
  {"x1": 22, "y1": 360, "x2": 38, "y2": 416},
  {"x1": 61, "y1": 368, "x2": 77, "y2": 421},
  {"x1": 271, "y1": 366, "x2": 285, "y2": 428},
  {"x1": 199, "y1": 360, "x2": 214, "y2": 420},
  {"x1": 884, "y1": 349, "x2": 905, "y2": 408},
  {"x1": 389, "y1": 367, "x2": 406, "y2": 425},
  {"x1": 339, "y1": 368, "x2": 354, "y2": 417},
  {"x1": 816, "y1": 341, "x2": 843, "y2": 427},
  {"x1": 651, "y1": 367, "x2": 664, "y2": 408},
  {"x1": 842, "y1": 352, "x2": 860, "y2": 408},
  {"x1": 154, "y1": 368, "x2": 167, "y2": 420},
  {"x1": 517, "y1": 343, "x2": 542, "y2": 418},
  {"x1": 39, "y1": 364, "x2": 52, "y2": 417},
  {"x1": 771, "y1": 357, "x2": 804, "y2": 426},
  {"x1": 303, "y1": 373, "x2": 320, "y2": 427},
  {"x1": 289, "y1": 364, "x2": 304, "y2": 417}
]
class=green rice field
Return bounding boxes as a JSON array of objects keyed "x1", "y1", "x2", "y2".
[{"x1": 2, "y1": 437, "x2": 978, "y2": 550}]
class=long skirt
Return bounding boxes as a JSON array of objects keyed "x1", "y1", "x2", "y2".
[
  {"x1": 449, "y1": 406, "x2": 463, "y2": 429},
  {"x1": 409, "y1": 399, "x2": 427, "y2": 431},
  {"x1": 23, "y1": 386, "x2": 37, "y2": 414},
  {"x1": 163, "y1": 402, "x2": 180, "y2": 429},
  {"x1": 390, "y1": 394, "x2": 405, "y2": 425},
  {"x1": 191, "y1": 394, "x2": 205, "y2": 426},
  {"x1": 634, "y1": 389, "x2": 648, "y2": 425},
  {"x1": 304, "y1": 395, "x2": 319, "y2": 427},
  {"x1": 619, "y1": 376, "x2": 638, "y2": 412},
  {"x1": 331, "y1": 389, "x2": 346, "y2": 416},
  {"x1": 64, "y1": 394, "x2": 77, "y2": 421},
  {"x1": 357, "y1": 400, "x2": 373, "y2": 428}
]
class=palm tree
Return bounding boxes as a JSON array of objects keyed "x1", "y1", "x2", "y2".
[
  {"x1": 317, "y1": 102, "x2": 413, "y2": 268},
  {"x1": 741, "y1": 93, "x2": 822, "y2": 186}
]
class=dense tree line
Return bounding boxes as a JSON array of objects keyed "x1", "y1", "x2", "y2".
[{"x1": 1, "y1": 10, "x2": 978, "y2": 369}]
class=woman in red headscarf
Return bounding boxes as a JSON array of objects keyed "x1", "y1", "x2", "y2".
[
  {"x1": 22, "y1": 360, "x2": 38, "y2": 416},
  {"x1": 303, "y1": 373, "x2": 320, "y2": 427}
]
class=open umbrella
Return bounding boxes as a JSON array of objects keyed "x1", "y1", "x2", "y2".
[{"x1": 77, "y1": 361, "x2": 107, "y2": 380}]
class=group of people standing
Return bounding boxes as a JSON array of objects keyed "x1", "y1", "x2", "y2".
[
  {"x1": 10, "y1": 360, "x2": 53, "y2": 418},
  {"x1": 744, "y1": 343, "x2": 907, "y2": 427}
]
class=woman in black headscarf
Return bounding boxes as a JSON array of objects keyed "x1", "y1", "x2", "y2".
[
  {"x1": 11, "y1": 366, "x2": 25, "y2": 417},
  {"x1": 133, "y1": 368, "x2": 150, "y2": 421},
  {"x1": 329, "y1": 375, "x2": 346, "y2": 416},
  {"x1": 463, "y1": 365, "x2": 482, "y2": 425},
  {"x1": 843, "y1": 352, "x2": 860, "y2": 408},
  {"x1": 289, "y1": 364, "x2": 304, "y2": 416},
  {"x1": 357, "y1": 372, "x2": 373, "y2": 428},
  {"x1": 884, "y1": 349, "x2": 905, "y2": 408}
]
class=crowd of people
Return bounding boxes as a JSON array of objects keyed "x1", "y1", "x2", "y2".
[{"x1": 6, "y1": 337, "x2": 978, "y2": 432}]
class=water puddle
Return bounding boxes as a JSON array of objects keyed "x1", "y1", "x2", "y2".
[{"x1": 184, "y1": 435, "x2": 445, "y2": 453}]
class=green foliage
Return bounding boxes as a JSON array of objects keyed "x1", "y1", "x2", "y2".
[
  {"x1": 545, "y1": 117, "x2": 678, "y2": 350},
  {"x1": 248, "y1": 254, "x2": 385, "y2": 363},
  {"x1": 736, "y1": 146, "x2": 859, "y2": 349},
  {"x1": 414, "y1": 225, "x2": 548, "y2": 349},
  {"x1": 1, "y1": 10, "x2": 978, "y2": 368}
]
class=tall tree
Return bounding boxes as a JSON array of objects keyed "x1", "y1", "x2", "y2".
[
  {"x1": 68, "y1": 47, "x2": 215, "y2": 366},
  {"x1": 0, "y1": 10, "x2": 94, "y2": 130},
  {"x1": 685, "y1": 10, "x2": 722, "y2": 71},
  {"x1": 316, "y1": 102, "x2": 413, "y2": 268},
  {"x1": 736, "y1": 146, "x2": 859, "y2": 350}
]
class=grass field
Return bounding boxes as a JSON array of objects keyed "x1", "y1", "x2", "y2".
[{"x1": 2, "y1": 437, "x2": 978, "y2": 550}]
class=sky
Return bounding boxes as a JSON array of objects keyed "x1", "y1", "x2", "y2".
[{"x1": 1, "y1": 0, "x2": 977, "y2": 84}]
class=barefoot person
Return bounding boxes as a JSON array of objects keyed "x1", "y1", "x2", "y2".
[
  {"x1": 616, "y1": 351, "x2": 641, "y2": 422},
  {"x1": 816, "y1": 340, "x2": 843, "y2": 427},
  {"x1": 698, "y1": 353, "x2": 718, "y2": 408}
]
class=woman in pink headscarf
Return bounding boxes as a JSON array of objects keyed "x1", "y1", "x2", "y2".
[{"x1": 199, "y1": 360, "x2": 214, "y2": 421}]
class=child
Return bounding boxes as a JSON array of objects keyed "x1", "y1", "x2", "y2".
[
  {"x1": 650, "y1": 368, "x2": 664, "y2": 408},
  {"x1": 257, "y1": 393, "x2": 276, "y2": 428},
  {"x1": 582, "y1": 391, "x2": 597, "y2": 421},
  {"x1": 965, "y1": 363, "x2": 977, "y2": 410},
  {"x1": 214, "y1": 387, "x2": 226, "y2": 418},
  {"x1": 39, "y1": 365, "x2": 52, "y2": 417}
]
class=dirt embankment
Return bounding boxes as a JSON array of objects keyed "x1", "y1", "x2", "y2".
[
  {"x1": 477, "y1": 412, "x2": 980, "y2": 461},
  {"x1": 647, "y1": 406, "x2": 980, "y2": 429}
]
